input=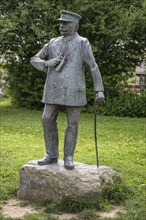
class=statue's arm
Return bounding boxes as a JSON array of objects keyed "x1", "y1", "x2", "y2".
[
  {"x1": 83, "y1": 39, "x2": 105, "y2": 104},
  {"x1": 30, "y1": 41, "x2": 62, "y2": 71},
  {"x1": 30, "y1": 44, "x2": 49, "y2": 72},
  {"x1": 83, "y1": 39, "x2": 104, "y2": 92}
]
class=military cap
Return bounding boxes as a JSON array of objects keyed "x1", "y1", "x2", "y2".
[{"x1": 58, "y1": 10, "x2": 82, "y2": 22}]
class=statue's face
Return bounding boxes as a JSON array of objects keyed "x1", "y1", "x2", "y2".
[{"x1": 59, "y1": 21, "x2": 77, "y2": 37}]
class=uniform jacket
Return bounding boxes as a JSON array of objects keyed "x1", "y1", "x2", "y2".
[{"x1": 30, "y1": 33, "x2": 104, "y2": 106}]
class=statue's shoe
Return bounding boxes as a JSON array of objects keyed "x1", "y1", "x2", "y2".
[
  {"x1": 64, "y1": 157, "x2": 74, "y2": 170},
  {"x1": 38, "y1": 156, "x2": 58, "y2": 165}
]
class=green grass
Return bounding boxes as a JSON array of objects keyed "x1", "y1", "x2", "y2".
[{"x1": 0, "y1": 98, "x2": 146, "y2": 220}]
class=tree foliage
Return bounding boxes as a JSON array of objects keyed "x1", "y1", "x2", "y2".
[{"x1": 0, "y1": 0, "x2": 146, "y2": 108}]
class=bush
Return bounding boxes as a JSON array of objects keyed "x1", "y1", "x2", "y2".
[
  {"x1": 6, "y1": 65, "x2": 45, "y2": 109},
  {"x1": 96, "y1": 91, "x2": 146, "y2": 117}
]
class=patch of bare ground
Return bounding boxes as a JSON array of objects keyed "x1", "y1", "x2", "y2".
[
  {"x1": 51, "y1": 206, "x2": 126, "y2": 220},
  {"x1": 98, "y1": 205, "x2": 127, "y2": 218},
  {"x1": 1, "y1": 199, "x2": 37, "y2": 218},
  {"x1": 1, "y1": 199, "x2": 126, "y2": 219},
  {"x1": 50, "y1": 213, "x2": 78, "y2": 220}
]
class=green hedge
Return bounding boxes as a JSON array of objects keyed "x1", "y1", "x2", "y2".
[{"x1": 96, "y1": 91, "x2": 146, "y2": 118}]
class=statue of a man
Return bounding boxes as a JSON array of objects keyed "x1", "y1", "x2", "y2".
[{"x1": 30, "y1": 10, "x2": 105, "y2": 170}]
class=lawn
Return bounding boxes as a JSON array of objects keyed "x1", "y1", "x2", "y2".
[{"x1": 0, "y1": 98, "x2": 146, "y2": 220}]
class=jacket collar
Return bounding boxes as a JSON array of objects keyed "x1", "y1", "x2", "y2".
[
  {"x1": 53, "y1": 33, "x2": 79, "y2": 56},
  {"x1": 61, "y1": 33, "x2": 78, "y2": 42}
]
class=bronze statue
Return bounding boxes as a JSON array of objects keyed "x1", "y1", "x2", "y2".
[{"x1": 30, "y1": 10, "x2": 105, "y2": 170}]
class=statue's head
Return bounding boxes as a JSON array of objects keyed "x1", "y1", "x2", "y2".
[{"x1": 58, "y1": 10, "x2": 82, "y2": 37}]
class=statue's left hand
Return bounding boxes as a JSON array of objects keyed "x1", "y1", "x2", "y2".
[{"x1": 95, "y1": 91, "x2": 105, "y2": 104}]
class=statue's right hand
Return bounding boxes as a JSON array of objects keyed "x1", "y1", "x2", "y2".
[{"x1": 45, "y1": 57, "x2": 62, "y2": 68}]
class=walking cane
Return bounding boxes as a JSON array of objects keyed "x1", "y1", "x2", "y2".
[{"x1": 94, "y1": 99, "x2": 99, "y2": 168}]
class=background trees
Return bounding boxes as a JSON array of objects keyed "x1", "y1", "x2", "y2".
[{"x1": 0, "y1": 0, "x2": 146, "y2": 113}]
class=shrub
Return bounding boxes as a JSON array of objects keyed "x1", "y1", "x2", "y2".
[{"x1": 86, "y1": 90, "x2": 146, "y2": 118}]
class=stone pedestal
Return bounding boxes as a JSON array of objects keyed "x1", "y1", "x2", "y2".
[{"x1": 17, "y1": 160, "x2": 120, "y2": 202}]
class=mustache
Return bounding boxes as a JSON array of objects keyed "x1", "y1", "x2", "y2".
[{"x1": 59, "y1": 28, "x2": 67, "y2": 32}]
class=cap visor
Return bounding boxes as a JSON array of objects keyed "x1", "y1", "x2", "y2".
[{"x1": 57, "y1": 18, "x2": 72, "y2": 22}]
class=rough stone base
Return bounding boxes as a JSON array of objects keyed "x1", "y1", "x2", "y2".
[{"x1": 17, "y1": 160, "x2": 121, "y2": 202}]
